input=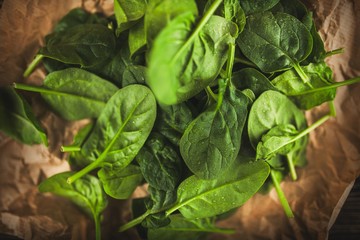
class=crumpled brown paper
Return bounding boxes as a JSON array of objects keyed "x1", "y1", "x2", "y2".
[{"x1": 0, "y1": 0, "x2": 359, "y2": 239}]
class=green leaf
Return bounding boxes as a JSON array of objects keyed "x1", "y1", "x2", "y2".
[
  {"x1": 148, "y1": 214, "x2": 234, "y2": 240},
  {"x1": 180, "y1": 88, "x2": 249, "y2": 179},
  {"x1": 144, "y1": 0, "x2": 198, "y2": 44},
  {"x1": 148, "y1": 9, "x2": 238, "y2": 105},
  {"x1": 167, "y1": 160, "x2": 270, "y2": 219},
  {"x1": 136, "y1": 133, "x2": 182, "y2": 191},
  {"x1": 272, "y1": 62, "x2": 336, "y2": 109},
  {"x1": 240, "y1": 0, "x2": 280, "y2": 15},
  {"x1": 129, "y1": 20, "x2": 147, "y2": 57},
  {"x1": 39, "y1": 24, "x2": 116, "y2": 67},
  {"x1": 122, "y1": 65, "x2": 147, "y2": 87},
  {"x1": 0, "y1": 87, "x2": 47, "y2": 145},
  {"x1": 38, "y1": 172, "x2": 107, "y2": 240},
  {"x1": 231, "y1": 68, "x2": 277, "y2": 97},
  {"x1": 237, "y1": 11, "x2": 312, "y2": 75},
  {"x1": 39, "y1": 68, "x2": 119, "y2": 120},
  {"x1": 98, "y1": 165, "x2": 143, "y2": 199},
  {"x1": 67, "y1": 84, "x2": 157, "y2": 183},
  {"x1": 247, "y1": 90, "x2": 306, "y2": 148},
  {"x1": 114, "y1": 0, "x2": 146, "y2": 33}
]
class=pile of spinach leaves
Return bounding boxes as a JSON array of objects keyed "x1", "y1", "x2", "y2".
[{"x1": 1, "y1": 0, "x2": 360, "y2": 239}]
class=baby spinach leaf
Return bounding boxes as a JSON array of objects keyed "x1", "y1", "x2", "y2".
[
  {"x1": 180, "y1": 88, "x2": 249, "y2": 179},
  {"x1": 98, "y1": 165, "x2": 143, "y2": 199},
  {"x1": 146, "y1": 187, "x2": 178, "y2": 213},
  {"x1": 38, "y1": 172, "x2": 107, "y2": 240},
  {"x1": 114, "y1": 0, "x2": 146, "y2": 33},
  {"x1": 147, "y1": 214, "x2": 234, "y2": 240},
  {"x1": 67, "y1": 84, "x2": 157, "y2": 183},
  {"x1": 136, "y1": 133, "x2": 182, "y2": 191},
  {"x1": 142, "y1": 212, "x2": 171, "y2": 229},
  {"x1": 144, "y1": 0, "x2": 198, "y2": 44},
  {"x1": 147, "y1": 1, "x2": 237, "y2": 105},
  {"x1": 39, "y1": 24, "x2": 116, "y2": 67},
  {"x1": 129, "y1": 20, "x2": 147, "y2": 57},
  {"x1": 17, "y1": 68, "x2": 119, "y2": 121},
  {"x1": 237, "y1": 11, "x2": 313, "y2": 82},
  {"x1": 122, "y1": 65, "x2": 147, "y2": 87},
  {"x1": 247, "y1": 90, "x2": 306, "y2": 148},
  {"x1": 271, "y1": 0, "x2": 312, "y2": 29},
  {"x1": 240, "y1": 0, "x2": 280, "y2": 15},
  {"x1": 224, "y1": 0, "x2": 246, "y2": 32},
  {"x1": 256, "y1": 124, "x2": 299, "y2": 160},
  {"x1": 231, "y1": 68, "x2": 277, "y2": 97},
  {"x1": 166, "y1": 160, "x2": 270, "y2": 219},
  {"x1": 0, "y1": 87, "x2": 47, "y2": 145},
  {"x1": 272, "y1": 62, "x2": 336, "y2": 109}
]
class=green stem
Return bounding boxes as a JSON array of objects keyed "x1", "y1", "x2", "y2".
[
  {"x1": 171, "y1": 0, "x2": 223, "y2": 64},
  {"x1": 67, "y1": 160, "x2": 101, "y2": 184},
  {"x1": 95, "y1": 216, "x2": 101, "y2": 240},
  {"x1": 293, "y1": 62, "x2": 310, "y2": 84},
  {"x1": 328, "y1": 101, "x2": 337, "y2": 117},
  {"x1": 23, "y1": 54, "x2": 44, "y2": 77},
  {"x1": 286, "y1": 154, "x2": 297, "y2": 181},
  {"x1": 270, "y1": 169, "x2": 294, "y2": 218},
  {"x1": 118, "y1": 211, "x2": 150, "y2": 232},
  {"x1": 206, "y1": 86, "x2": 218, "y2": 102},
  {"x1": 325, "y1": 47, "x2": 344, "y2": 58},
  {"x1": 61, "y1": 145, "x2": 81, "y2": 153},
  {"x1": 288, "y1": 77, "x2": 360, "y2": 96},
  {"x1": 225, "y1": 44, "x2": 236, "y2": 79}
]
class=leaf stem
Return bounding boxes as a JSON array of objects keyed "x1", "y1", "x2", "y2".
[
  {"x1": 67, "y1": 160, "x2": 101, "y2": 184},
  {"x1": 288, "y1": 77, "x2": 360, "y2": 96},
  {"x1": 286, "y1": 154, "x2": 297, "y2": 181},
  {"x1": 325, "y1": 47, "x2": 344, "y2": 58},
  {"x1": 95, "y1": 216, "x2": 101, "y2": 240},
  {"x1": 328, "y1": 101, "x2": 336, "y2": 117},
  {"x1": 171, "y1": 0, "x2": 223, "y2": 63},
  {"x1": 293, "y1": 63, "x2": 310, "y2": 84},
  {"x1": 225, "y1": 44, "x2": 236, "y2": 80},
  {"x1": 23, "y1": 54, "x2": 44, "y2": 77},
  {"x1": 118, "y1": 211, "x2": 150, "y2": 232},
  {"x1": 270, "y1": 169, "x2": 294, "y2": 218},
  {"x1": 61, "y1": 145, "x2": 81, "y2": 153}
]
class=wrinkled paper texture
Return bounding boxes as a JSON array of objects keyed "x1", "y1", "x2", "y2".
[{"x1": 0, "y1": 0, "x2": 359, "y2": 239}]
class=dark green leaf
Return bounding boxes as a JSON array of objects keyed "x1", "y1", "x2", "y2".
[
  {"x1": 0, "y1": 87, "x2": 47, "y2": 145},
  {"x1": 40, "y1": 24, "x2": 116, "y2": 67},
  {"x1": 98, "y1": 165, "x2": 143, "y2": 199},
  {"x1": 240, "y1": 0, "x2": 280, "y2": 15},
  {"x1": 122, "y1": 65, "x2": 147, "y2": 87}
]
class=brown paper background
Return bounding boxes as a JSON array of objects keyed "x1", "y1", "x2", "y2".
[{"x1": 0, "y1": 0, "x2": 359, "y2": 239}]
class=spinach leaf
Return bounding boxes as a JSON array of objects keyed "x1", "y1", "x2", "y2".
[
  {"x1": 16, "y1": 68, "x2": 119, "y2": 120},
  {"x1": 144, "y1": 0, "x2": 198, "y2": 44},
  {"x1": 0, "y1": 87, "x2": 47, "y2": 145},
  {"x1": 166, "y1": 160, "x2": 270, "y2": 219},
  {"x1": 114, "y1": 0, "x2": 146, "y2": 33},
  {"x1": 247, "y1": 90, "x2": 306, "y2": 148},
  {"x1": 98, "y1": 165, "x2": 143, "y2": 199},
  {"x1": 129, "y1": 20, "x2": 147, "y2": 57},
  {"x1": 256, "y1": 124, "x2": 299, "y2": 160},
  {"x1": 147, "y1": 214, "x2": 234, "y2": 240},
  {"x1": 271, "y1": 0, "x2": 312, "y2": 29},
  {"x1": 39, "y1": 24, "x2": 116, "y2": 67},
  {"x1": 180, "y1": 88, "x2": 248, "y2": 179},
  {"x1": 38, "y1": 172, "x2": 107, "y2": 240},
  {"x1": 67, "y1": 84, "x2": 157, "y2": 183},
  {"x1": 136, "y1": 133, "x2": 182, "y2": 191},
  {"x1": 240, "y1": 0, "x2": 280, "y2": 15},
  {"x1": 237, "y1": 11, "x2": 313, "y2": 83},
  {"x1": 148, "y1": 10, "x2": 237, "y2": 104},
  {"x1": 231, "y1": 68, "x2": 277, "y2": 97},
  {"x1": 272, "y1": 62, "x2": 336, "y2": 109},
  {"x1": 122, "y1": 65, "x2": 147, "y2": 87}
]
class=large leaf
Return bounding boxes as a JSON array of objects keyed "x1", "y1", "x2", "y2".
[
  {"x1": 114, "y1": 0, "x2": 146, "y2": 32},
  {"x1": 237, "y1": 11, "x2": 312, "y2": 74},
  {"x1": 40, "y1": 24, "x2": 116, "y2": 67},
  {"x1": 147, "y1": 11, "x2": 237, "y2": 105},
  {"x1": 180, "y1": 88, "x2": 248, "y2": 179},
  {"x1": 247, "y1": 90, "x2": 306, "y2": 148},
  {"x1": 80, "y1": 85, "x2": 157, "y2": 170},
  {"x1": 0, "y1": 87, "x2": 47, "y2": 145},
  {"x1": 40, "y1": 68, "x2": 118, "y2": 120},
  {"x1": 38, "y1": 172, "x2": 107, "y2": 219},
  {"x1": 169, "y1": 160, "x2": 270, "y2": 219}
]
